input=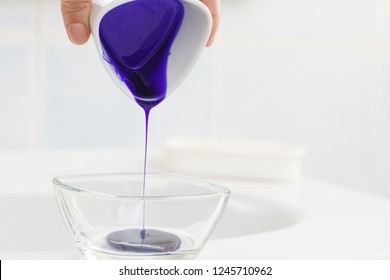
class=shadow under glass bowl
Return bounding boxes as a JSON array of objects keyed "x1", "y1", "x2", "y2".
[{"x1": 53, "y1": 172, "x2": 230, "y2": 260}]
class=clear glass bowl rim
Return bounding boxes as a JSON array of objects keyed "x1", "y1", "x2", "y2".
[{"x1": 53, "y1": 172, "x2": 231, "y2": 201}]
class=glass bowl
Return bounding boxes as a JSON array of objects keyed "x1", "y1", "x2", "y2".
[{"x1": 53, "y1": 172, "x2": 230, "y2": 259}]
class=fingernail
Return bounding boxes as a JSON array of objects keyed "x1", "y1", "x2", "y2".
[
  {"x1": 206, "y1": 38, "x2": 214, "y2": 47},
  {"x1": 67, "y1": 23, "x2": 88, "y2": 45}
]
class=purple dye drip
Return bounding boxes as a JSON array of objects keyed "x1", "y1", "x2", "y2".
[{"x1": 99, "y1": 0, "x2": 184, "y2": 252}]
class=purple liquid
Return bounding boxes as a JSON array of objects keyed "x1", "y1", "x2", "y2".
[
  {"x1": 99, "y1": 0, "x2": 184, "y2": 252},
  {"x1": 106, "y1": 228, "x2": 181, "y2": 253},
  {"x1": 99, "y1": 0, "x2": 184, "y2": 109}
]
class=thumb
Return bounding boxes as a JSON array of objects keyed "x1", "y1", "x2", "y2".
[{"x1": 61, "y1": 0, "x2": 92, "y2": 45}]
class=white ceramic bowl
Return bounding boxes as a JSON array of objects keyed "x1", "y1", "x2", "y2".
[{"x1": 90, "y1": 0, "x2": 212, "y2": 101}]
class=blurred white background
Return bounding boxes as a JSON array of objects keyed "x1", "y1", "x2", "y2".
[{"x1": 0, "y1": 0, "x2": 389, "y2": 197}]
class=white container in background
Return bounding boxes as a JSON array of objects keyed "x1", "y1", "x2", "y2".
[{"x1": 164, "y1": 138, "x2": 306, "y2": 181}]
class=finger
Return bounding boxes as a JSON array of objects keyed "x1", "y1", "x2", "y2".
[
  {"x1": 61, "y1": 0, "x2": 92, "y2": 45},
  {"x1": 200, "y1": 0, "x2": 220, "y2": 47}
]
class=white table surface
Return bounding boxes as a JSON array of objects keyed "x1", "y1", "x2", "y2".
[{"x1": 1, "y1": 151, "x2": 390, "y2": 260}]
